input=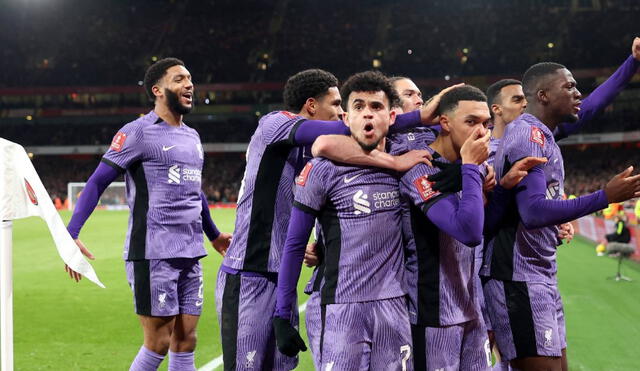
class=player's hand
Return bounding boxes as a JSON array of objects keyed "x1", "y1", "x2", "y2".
[
  {"x1": 393, "y1": 150, "x2": 433, "y2": 172},
  {"x1": 483, "y1": 165, "x2": 496, "y2": 193},
  {"x1": 304, "y1": 242, "x2": 320, "y2": 267},
  {"x1": 499, "y1": 156, "x2": 548, "y2": 189},
  {"x1": 557, "y1": 222, "x2": 575, "y2": 244},
  {"x1": 420, "y1": 83, "x2": 465, "y2": 124},
  {"x1": 604, "y1": 166, "x2": 640, "y2": 203},
  {"x1": 212, "y1": 232, "x2": 232, "y2": 256},
  {"x1": 632, "y1": 37, "x2": 640, "y2": 61},
  {"x1": 273, "y1": 317, "x2": 307, "y2": 357},
  {"x1": 460, "y1": 127, "x2": 490, "y2": 165},
  {"x1": 64, "y1": 239, "x2": 95, "y2": 283},
  {"x1": 429, "y1": 162, "x2": 462, "y2": 193}
]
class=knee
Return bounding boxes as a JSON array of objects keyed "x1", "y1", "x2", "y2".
[
  {"x1": 145, "y1": 335, "x2": 171, "y2": 355},
  {"x1": 172, "y1": 330, "x2": 197, "y2": 352}
]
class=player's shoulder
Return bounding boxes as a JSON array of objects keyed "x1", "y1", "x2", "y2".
[
  {"x1": 504, "y1": 114, "x2": 552, "y2": 147},
  {"x1": 181, "y1": 122, "x2": 201, "y2": 138},
  {"x1": 259, "y1": 110, "x2": 303, "y2": 127},
  {"x1": 295, "y1": 157, "x2": 333, "y2": 188},
  {"x1": 118, "y1": 111, "x2": 157, "y2": 135}
]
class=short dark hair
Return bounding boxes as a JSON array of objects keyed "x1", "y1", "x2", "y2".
[
  {"x1": 486, "y1": 79, "x2": 522, "y2": 106},
  {"x1": 522, "y1": 62, "x2": 566, "y2": 98},
  {"x1": 283, "y1": 69, "x2": 338, "y2": 112},
  {"x1": 341, "y1": 71, "x2": 400, "y2": 110},
  {"x1": 486, "y1": 79, "x2": 521, "y2": 118},
  {"x1": 143, "y1": 57, "x2": 185, "y2": 101},
  {"x1": 438, "y1": 85, "x2": 487, "y2": 114}
]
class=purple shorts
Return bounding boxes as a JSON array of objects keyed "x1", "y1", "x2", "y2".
[
  {"x1": 125, "y1": 258, "x2": 203, "y2": 317},
  {"x1": 412, "y1": 318, "x2": 491, "y2": 370},
  {"x1": 483, "y1": 279, "x2": 566, "y2": 361},
  {"x1": 304, "y1": 291, "x2": 322, "y2": 369},
  {"x1": 216, "y1": 269, "x2": 299, "y2": 371},
  {"x1": 319, "y1": 296, "x2": 413, "y2": 371}
]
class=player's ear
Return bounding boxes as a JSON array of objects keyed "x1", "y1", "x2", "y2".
[
  {"x1": 388, "y1": 107, "x2": 396, "y2": 126},
  {"x1": 537, "y1": 89, "x2": 549, "y2": 105},
  {"x1": 440, "y1": 114, "x2": 451, "y2": 132},
  {"x1": 491, "y1": 104, "x2": 501, "y2": 117},
  {"x1": 304, "y1": 97, "x2": 317, "y2": 116},
  {"x1": 152, "y1": 85, "x2": 163, "y2": 99}
]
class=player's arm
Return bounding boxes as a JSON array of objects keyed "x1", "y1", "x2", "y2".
[
  {"x1": 65, "y1": 161, "x2": 121, "y2": 281},
  {"x1": 312, "y1": 134, "x2": 432, "y2": 172},
  {"x1": 555, "y1": 37, "x2": 640, "y2": 140},
  {"x1": 515, "y1": 165, "x2": 640, "y2": 229},
  {"x1": 273, "y1": 206, "x2": 314, "y2": 357},
  {"x1": 483, "y1": 157, "x2": 548, "y2": 237},
  {"x1": 200, "y1": 191, "x2": 232, "y2": 256},
  {"x1": 294, "y1": 109, "x2": 429, "y2": 146}
]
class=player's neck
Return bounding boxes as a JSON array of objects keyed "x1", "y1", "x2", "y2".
[
  {"x1": 154, "y1": 105, "x2": 183, "y2": 127},
  {"x1": 525, "y1": 105, "x2": 559, "y2": 131},
  {"x1": 429, "y1": 136, "x2": 458, "y2": 163},
  {"x1": 491, "y1": 119, "x2": 506, "y2": 139}
]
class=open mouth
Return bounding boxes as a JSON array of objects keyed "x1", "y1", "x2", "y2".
[
  {"x1": 364, "y1": 123, "x2": 374, "y2": 134},
  {"x1": 573, "y1": 101, "x2": 582, "y2": 112},
  {"x1": 182, "y1": 92, "x2": 193, "y2": 104}
]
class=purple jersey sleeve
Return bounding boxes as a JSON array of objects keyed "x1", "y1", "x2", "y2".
[
  {"x1": 515, "y1": 166, "x2": 609, "y2": 229},
  {"x1": 102, "y1": 123, "x2": 145, "y2": 170},
  {"x1": 200, "y1": 191, "x2": 220, "y2": 241},
  {"x1": 389, "y1": 110, "x2": 422, "y2": 134},
  {"x1": 293, "y1": 120, "x2": 350, "y2": 145},
  {"x1": 401, "y1": 163, "x2": 484, "y2": 246},
  {"x1": 505, "y1": 123, "x2": 548, "y2": 164},
  {"x1": 292, "y1": 159, "x2": 330, "y2": 213},
  {"x1": 67, "y1": 162, "x2": 121, "y2": 239},
  {"x1": 274, "y1": 207, "x2": 316, "y2": 319},
  {"x1": 555, "y1": 55, "x2": 640, "y2": 140}
]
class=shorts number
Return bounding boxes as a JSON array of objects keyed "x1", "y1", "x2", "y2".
[
  {"x1": 400, "y1": 344, "x2": 411, "y2": 371},
  {"x1": 195, "y1": 276, "x2": 204, "y2": 306}
]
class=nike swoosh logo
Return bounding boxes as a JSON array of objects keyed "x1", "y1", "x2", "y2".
[
  {"x1": 162, "y1": 145, "x2": 176, "y2": 151},
  {"x1": 195, "y1": 301, "x2": 203, "y2": 307},
  {"x1": 344, "y1": 174, "x2": 361, "y2": 183}
]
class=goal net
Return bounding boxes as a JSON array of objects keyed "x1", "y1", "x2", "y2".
[{"x1": 67, "y1": 182, "x2": 128, "y2": 211}]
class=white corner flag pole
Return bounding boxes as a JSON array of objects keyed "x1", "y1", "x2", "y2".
[
  {"x1": 1, "y1": 138, "x2": 106, "y2": 370},
  {"x1": 1, "y1": 220, "x2": 14, "y2": 371}
]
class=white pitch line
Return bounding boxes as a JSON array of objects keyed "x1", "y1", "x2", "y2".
[{"x1": 197, "y1": 300, "x2": 309, "y2": 371}]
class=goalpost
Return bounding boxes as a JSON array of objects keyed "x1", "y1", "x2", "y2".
[{"x1": 67, "y1": 182, "x2": 127, "y2": 211}]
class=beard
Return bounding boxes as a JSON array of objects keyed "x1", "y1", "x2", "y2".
[
  {"x1": 356, "y1": 138, "x2": 380, "y2": 152},
  {"x1": 165, "y1": 88, "x2": 193, "y2": 115}
]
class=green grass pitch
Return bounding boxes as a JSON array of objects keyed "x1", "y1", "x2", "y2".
[{"x1": 6, "y1": 210, "x2": 640, "y2": 370}]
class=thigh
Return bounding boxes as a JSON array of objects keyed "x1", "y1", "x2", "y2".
[
  {"x1": 424, "y1": 324, "x2": 464, "y2": 371},
  {"x1": 460, "y1": 318, "x2": 491, "y2": 371},
  {"x1": 177, "y1": 258, "x2": 204, "y2": 316},
  {"x1": 370, "y1": 297, "x2": 413, "y2": 371},
  {"x1": 126, "y1": 259, "x2": 181, "y2": 317},
  {"x1": 320, "y1": 302, "x2": 371, "y2": 371},
  {"x1": 217, "y1": 271, "x2": 298, "y2": 371}
]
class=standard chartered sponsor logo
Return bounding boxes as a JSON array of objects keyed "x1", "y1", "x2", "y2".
[
  {"x1": 168, "y1": 164, "x2": 201, "y2": 184},
  {"x1": 168, "y1": 165, "x2": 181, "y2": 183},
  {"x1": 372, "y1": 190, "x2": 400, "y2": 208},
  {"x1": 353, "y1": 189, "x2": 400, "y2": 215},
  {"x1": 353, "y1": 190, "x2": 371, "y2": 215}
]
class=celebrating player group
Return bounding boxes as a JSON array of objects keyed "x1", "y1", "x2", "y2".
[{"x1": 67, "y1": 37, "x2": 640, "y2": 370}]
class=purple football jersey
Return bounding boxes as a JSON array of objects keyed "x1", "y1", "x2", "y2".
[
  {"x1": 400, "y1": 153, "x2": 481, "y2": 326},
  {"x1": 293, "y1": 157, "x2": 406, "y2": 305},
  {"x1": 482, "y1": 113, "x2": 564, "y2": 284},
  {"x1": 223, "y1": 111, "x2": 306, "y2": 273},
  {"x1": 387, "y1": 127, "x2": 439, "y2": 156},
  {"x1": 102, "y1": 111, "x2": 206, "y2": 260},
  {"x1": 488, "y1": 136, "x2": 501, "y2": 166}
]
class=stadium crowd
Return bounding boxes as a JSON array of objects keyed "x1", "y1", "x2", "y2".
[{"x1": 1, "y1": 0, "x2": 638, "y2": 87}]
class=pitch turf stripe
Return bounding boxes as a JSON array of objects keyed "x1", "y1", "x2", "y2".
[{"x1": 197, "y1": 300, "x2": 309, "y2": 371}]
